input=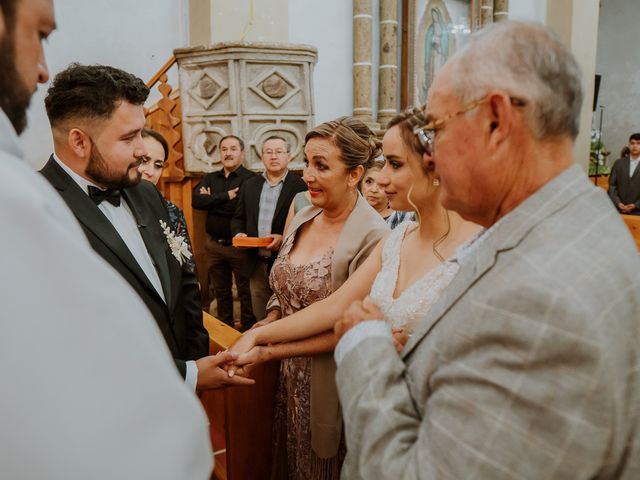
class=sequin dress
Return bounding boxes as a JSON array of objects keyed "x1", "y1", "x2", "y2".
[{"x1": 268, "y1": 232, "x2": 344, "y2": 480}]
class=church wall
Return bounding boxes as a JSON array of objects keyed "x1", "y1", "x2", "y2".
[
  {"x1": 289, "y1": 0, "x2": 356, "y2": 124},
  {"x1": 22, "y1": 0, "x2": 188, "y2": 169},
  {"x1": 595, "y1": 0, "x2": 640, "y2": 163}
]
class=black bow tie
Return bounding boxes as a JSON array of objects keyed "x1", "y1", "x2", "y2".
[{"x1": 88, "y1": 186, "x2": 121, "y2": 207}]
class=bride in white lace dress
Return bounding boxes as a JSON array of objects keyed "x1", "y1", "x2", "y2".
[{"x1": 228, "y1": 108, "x2": 481, "y2": 370}]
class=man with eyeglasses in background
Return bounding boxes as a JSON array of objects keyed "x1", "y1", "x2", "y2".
[
  {"x1": 334, "y1": 21, "x2": 640, "y2": 479},
  {"x1": 193, "y1": 135, "x2": 257, "y2": 330},
  {"x1": 231, "y1": 135, "x2": 306, "y2": 323}
]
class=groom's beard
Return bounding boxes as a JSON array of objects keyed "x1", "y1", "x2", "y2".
[
  {"x1": 0, "y1": 29, "x2": 33, "y2": 135},
  {"x1": 86, "y1": 141, "x2": 142, "y2": 190}
]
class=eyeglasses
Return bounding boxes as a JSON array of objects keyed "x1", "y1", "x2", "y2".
[
  {"x1": 263, "y1": 149, "x2": 288, "y2": 156},
  {"x1": 413, "y1": 95, "x2": 527, "y2": 155}
]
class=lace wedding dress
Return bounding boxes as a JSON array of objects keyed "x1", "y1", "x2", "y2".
[{"x1": 369, "y1": 222, "x2": 460, "y2": 334}]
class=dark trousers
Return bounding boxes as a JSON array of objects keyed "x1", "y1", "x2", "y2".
[{"x1": 205, "y1": 236, "x2": 256, "y2": 328}]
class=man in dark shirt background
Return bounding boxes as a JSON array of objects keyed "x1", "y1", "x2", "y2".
[{"x1": 193, "y1": 135, "x2": 256, "y2": 329}]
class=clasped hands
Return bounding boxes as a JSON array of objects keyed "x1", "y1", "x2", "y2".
[
  {"x1": 224, "y1": 296, "x2": 409, "y2": 379},
  {"x1": 335, "y1": 296, "x2": 409, "y2": 353},
  {"x1": 618, "y1": 202, "x2": 637, "y2": 214}
]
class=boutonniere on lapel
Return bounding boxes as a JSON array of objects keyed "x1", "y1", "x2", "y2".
[{"x1": 159, "y1": 220, "x2": 192, "y2": 266}]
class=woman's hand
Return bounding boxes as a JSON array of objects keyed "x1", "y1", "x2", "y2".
[
  {"x1": 231, "y1": 345, "x2": 270, "y2": 377},
  {"x1": 226, "y1": 329, "x2": 258, "y2": 377}
]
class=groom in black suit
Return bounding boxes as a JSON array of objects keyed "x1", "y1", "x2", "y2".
[{"x1": 40, "y1": 64, "x2": 253, "y2": 391}]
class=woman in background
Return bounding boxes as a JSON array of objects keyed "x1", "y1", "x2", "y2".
[
  {"x1": 361, "y1": 160, "x2": 393, "y2": 220},
  {"x1": 139, "y1": 128, "x2": 196, "y2": 272}
]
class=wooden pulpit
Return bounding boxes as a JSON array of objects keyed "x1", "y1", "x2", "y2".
[{"x1": 200, "y1": 312, "x2": 280, "y2": 480}]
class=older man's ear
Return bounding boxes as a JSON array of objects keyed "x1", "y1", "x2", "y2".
[{"x1": 486, "y1": 92, "x2": 517, "y2": 150}]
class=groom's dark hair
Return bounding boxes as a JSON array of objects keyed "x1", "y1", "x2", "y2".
[
  {"x1": 44, "y1": 63, "x2": 149, "y2": 127},
  {"x1": 0, "y1": 0, "x2": 18, "y2": 32}
]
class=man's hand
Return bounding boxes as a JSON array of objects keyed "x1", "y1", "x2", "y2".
[
  {"x1": 334, "y1": 296, "x2": 384, "y2": 342},
  {"x1": 266, "y1": 234, "x2": 283, "y2": 251},
  {"x1": 233, "y1": 233, "x2": 249, "y2": 249},
  {"x1": 624, "y1": 203, "x2": 637, "y2": 213},
  {"x1": 195, "y1": 351, "x2": 255, "y2": 391},
  {"x1": 227, "y1": 187, "x2": 239, "y2": 200},
  {"x1": 199, "y1": 186, "x2": 212, "y2": 195}
]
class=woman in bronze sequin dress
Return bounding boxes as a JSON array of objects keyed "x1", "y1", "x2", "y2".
[
  {"x1": 269, "y1": 234, "x2": 337, "y2": 479},
  {"x1": 233, "y1": 117, "x2": 388, "y2": 479}
]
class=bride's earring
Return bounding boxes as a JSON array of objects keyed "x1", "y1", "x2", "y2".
[{"x1": 432, "y1": 178, "x2": 440, "y2": 187}]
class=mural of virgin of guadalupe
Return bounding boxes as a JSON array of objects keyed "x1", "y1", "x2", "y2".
[{"x1": 420, "y1": 7, "x2": 450, "y2": 103}]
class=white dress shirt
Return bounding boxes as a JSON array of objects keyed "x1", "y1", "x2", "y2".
[
  {"x1": 629, "y1": 156, "x2": 639, "y2": 177},
  {"x1": 52, "y1": 155, "x2": 165, "y2": 301}
]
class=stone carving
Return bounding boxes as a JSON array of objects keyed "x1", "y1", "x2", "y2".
[
  {"x1": 199, "y1": 75, "x2": 219, "y2": 99},
  {"x1": 185, "y1": 66, "x2": 229, "y2": 111},
  {"x1": 175, "y1": 43, "x2": 317, "y2": 173},
  {"x1": 262, "y1": 73, "x2": 288, "y2": 98},
  {"x1": 184, "y1": 121, "x2": 232, "y2": 169}
]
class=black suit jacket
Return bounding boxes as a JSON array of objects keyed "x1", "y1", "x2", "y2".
[
  {"x1": 40, "y1": 157, "x2": 209, "y2": 377},
  {"x1": 608, "y1": 156, "x2": 640, "y2": 215},
  {"x1": 230, "y1": 172, "x2": 307, "y2": 273}
]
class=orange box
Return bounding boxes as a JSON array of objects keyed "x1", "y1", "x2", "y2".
[{"x1": 232, "y1": 236, "x2": 273, "y2": 248}]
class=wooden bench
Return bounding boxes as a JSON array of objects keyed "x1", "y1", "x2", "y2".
[
  {"x1": 200, "y1": 312, "x2": 279, "y2": 480},
  {"x1": 622, "y1": 214, "x2": 640, "y2": 251}
]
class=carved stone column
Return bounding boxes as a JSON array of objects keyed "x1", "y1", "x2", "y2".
[
  {"x1": 494, "y1": 0, "x2": 509, "y2": 22},
  {"x1": 377, "y1": 0, "x2": 399, "y2": 127},
  {"x1": 353, "y1": 0, "x2": 375, "y2": 125},
  {"x1": 175, "y1": 43, "x2": 317, "y2": 173},
  {"x1": 479, "y1": 0, "x2": 494, "y2": 28}
]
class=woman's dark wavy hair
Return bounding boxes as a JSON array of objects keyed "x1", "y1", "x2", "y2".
[
  {"x1": 45, "y1": 63, "x2": 149, "y2": 126},
  {"x1": 141, "y1": 128, "x2": 169, "y2": 161}
]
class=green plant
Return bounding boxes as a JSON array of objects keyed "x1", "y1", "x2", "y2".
[{"x1": 589, "y1": 129, "x2": 610, "y2": 176}]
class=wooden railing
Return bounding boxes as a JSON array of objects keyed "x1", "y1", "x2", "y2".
[
  {"x1": 593, "y1": 175, "x2": 640, "y2": 250},
  {"x1": 201, "y1": 313, "x2": 279, "y2": 480}
]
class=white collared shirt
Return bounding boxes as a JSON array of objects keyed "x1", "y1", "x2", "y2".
[
  {"x1": 52, "y1": 155, "x2": 166, "y2": 302},
  {"x1": 629, "y1": 156, "x2": 639, "y2": 177}
]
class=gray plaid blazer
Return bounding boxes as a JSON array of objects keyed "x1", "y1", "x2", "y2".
[{"x1": 337, "y1": 165, "x2": 640, "y2": 479}]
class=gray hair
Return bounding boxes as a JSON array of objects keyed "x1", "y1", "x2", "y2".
[{"x1": 448, "y1": 21, "x2": 583, "y2": 140}]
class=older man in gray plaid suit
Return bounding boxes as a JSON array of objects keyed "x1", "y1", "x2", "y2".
[{"x1": 334, "y1": 21, "x2": 640, "y2": 479}]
